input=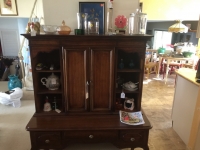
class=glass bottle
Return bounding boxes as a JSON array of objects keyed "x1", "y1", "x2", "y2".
[
  {"x1": 119, "y1": 59, "x2": 124, "y2": 69},
  {"x1": 128, "y1": 13, "x2": 135, "y2": 35},
  {"x1": 133, "y1": 9, "x2": 140, "y2": 34},
  {"x1": 107, "y1": 0, "x2": 113, "y2": 35},
  {"x1": 129, "y1": 59, "x2": 135, "y2": 68},
  {"x1": 52, "y1": 96, "x2": 57, "y2": 110}
]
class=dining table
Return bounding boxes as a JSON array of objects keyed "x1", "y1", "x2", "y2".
[{"x1": 157, "y1": 55, "x2": 196, "y2": 83}]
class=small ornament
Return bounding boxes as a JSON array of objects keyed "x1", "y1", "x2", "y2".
[
  {"x1": 115, "y1": 15, "x2": 128, "y2": 34},
  {"x1": 44, "y1": 96, "x2": 52, "y2": 112}
]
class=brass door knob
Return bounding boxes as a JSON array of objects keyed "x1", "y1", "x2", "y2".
[
  {"x1": 89, "y1": 135, "x2": 94, "y2": 139},
  {"x1": 45, "y1": 139, "x2": 50, "y2": 143}
]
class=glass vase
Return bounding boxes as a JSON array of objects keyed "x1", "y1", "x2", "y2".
[{"x1": 8, "y1": 75, "x2": 22, "y2": 90}]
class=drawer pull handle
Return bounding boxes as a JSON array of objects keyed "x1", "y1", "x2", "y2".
[
  {"x1": 130, "y1": 138, "x2": 135, "y2": 141},
  {"x1": 45, "y1": 140, "x2": 50, "y2": 143},
  {"x1": 89, "y1": 135, "x2": 94, "y2": 139}
]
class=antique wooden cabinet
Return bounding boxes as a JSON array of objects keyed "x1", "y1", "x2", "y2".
[{"x1": 22, "y1": 34, "x2": 152, "y2": 150}]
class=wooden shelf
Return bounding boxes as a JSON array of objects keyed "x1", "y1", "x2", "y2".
[
  {"x1": 117, "y1": 69, "x2": 141, "y2": 73},
  {"x1": 116, "y1": 88, "x2": 139, "y2": 93},
  {"x1": 36, "y1": 69, "x2": 61, "y2": 72},
  {"x1": 37, "y1": 89, "x2": 62, "y2": 94}
]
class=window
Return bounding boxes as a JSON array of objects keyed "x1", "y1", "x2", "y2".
[{"x1": 153, "y1": 30, "x2": 172, "y2": 49}]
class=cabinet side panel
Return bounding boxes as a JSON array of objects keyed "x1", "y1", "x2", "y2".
[
  {"x1": 90, "y1": 48, "x2": 114, "y2": 111},
  {"x1": 65, "y1": 49, "x2": 87, "y2": 112},
  {"x1": 172, "y1": 75, "x2": 198, "y2": 145}
]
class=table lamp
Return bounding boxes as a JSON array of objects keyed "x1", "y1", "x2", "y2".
[{"x1": 168, "y1": 20, "x2": 188, "y2": 33}]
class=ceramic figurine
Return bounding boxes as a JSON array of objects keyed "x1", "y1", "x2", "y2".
[
  {"x1": 124, "y1": 98, "x2": 134, "y2": 111},
  {"x1": 43, "y1": 96, "x2": 52, "y2": 112}
]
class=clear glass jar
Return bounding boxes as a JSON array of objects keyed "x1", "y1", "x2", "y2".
[
  {"x1": 134, "y1": 11, "x2": 147, "y2": 34},
  {"x1": 128, "y1": 13, "x2": 135, "y2": 35},
  {"x1": 88, "y1": 19, "x2": 99, "y2": 35},
  {"x1": 139, "y1": 13, "x2": 147, "y2": 34}
]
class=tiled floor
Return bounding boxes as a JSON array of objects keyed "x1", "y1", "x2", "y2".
[
  {"x1": 142, "y1": 74, "x2": 188, "y2": 150},
  {"x1": 0, "y1": 74, "x2": 189, "y2": 150}
]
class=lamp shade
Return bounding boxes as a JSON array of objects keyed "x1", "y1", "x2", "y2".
[
  {"x1": 196, "y1": 15, "x2": 200, "y2": 38},
  {"x1": 168, "y1": 20, "x2": 188, "y2": 33}
]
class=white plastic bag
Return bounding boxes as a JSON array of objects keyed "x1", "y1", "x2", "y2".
[{"x1": 0, "y1": 88, "x2": 23, "y2": 108}]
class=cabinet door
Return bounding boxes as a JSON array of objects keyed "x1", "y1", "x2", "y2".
[
  {"x1": 89, "y1": 47, "x2": 114, "y2": 112},
  {"x1": 63, "y1": 47, "x2": 88, "y2": 112}
]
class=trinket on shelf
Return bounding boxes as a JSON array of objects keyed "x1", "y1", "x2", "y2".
[
  {"x1": 43, "y1": 96, "x2": 52, "y2": 112},
  {"x1": 124, "y1": 98, "x2": 134, "y2": 111}
]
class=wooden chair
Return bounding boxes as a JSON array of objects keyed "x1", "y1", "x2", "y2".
[{"x1": 144, "y1": 51, "x2": 158, "y2": 79}]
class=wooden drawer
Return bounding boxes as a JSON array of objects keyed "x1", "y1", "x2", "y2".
[
  {"x1": 117, "y1": 130, "x2": 149, "y2": 150},
  {"x1": 120, "y1": 130, "x2": 144, "y2": 143},
  {"x1": 30, "y1": 131, "x2": 62, "y2": 149},
  {"x1": 64, "y1": 130, "x2": 118, "y2": 142}
]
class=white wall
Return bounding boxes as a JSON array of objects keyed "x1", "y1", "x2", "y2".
[
  {"x1": 0, "y1": 0, "x2": 44, "y2": 20},
  {"x1": 17, "y1": 18, "x2": 29, "y2": 44},
  {"x1": 42, "y1": 0, "x2": 140, "y2": 31}
]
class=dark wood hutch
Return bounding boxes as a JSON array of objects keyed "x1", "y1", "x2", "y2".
[{"x1": 22, "y1": 34, "x2": 152, "y2": 150}]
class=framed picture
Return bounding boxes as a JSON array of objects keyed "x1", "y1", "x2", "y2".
[
  {"x1": 79, "y1": 2, "x2": 105, "y2": 34},
  {"x1": 0, "y1": 0, "x2": 18, "y2": 16}
]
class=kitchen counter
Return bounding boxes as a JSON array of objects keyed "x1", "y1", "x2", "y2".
[
  {"x1": 172, "y1": 68, "x2": 200, "y2": 150},
  {"x1": 175, "y1": 68, "x2": 200, "y2": 86}
]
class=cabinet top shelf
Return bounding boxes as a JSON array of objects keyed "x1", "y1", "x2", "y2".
[{"x1": 21, "y1": 33, "x2": 153, "y2": 40}]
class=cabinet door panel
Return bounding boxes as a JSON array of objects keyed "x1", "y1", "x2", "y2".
[
  {"x1": 64, "y1": 48, "x2": 88, "y2": 112},
  {"x1": 90, "y1": 48, "x2": 114, "y2": 111}
]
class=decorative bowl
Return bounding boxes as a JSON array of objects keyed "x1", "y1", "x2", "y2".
[
  {"x1": 57, "y1": 20, "x2": 71, "y2": 35},
  {"x1": 157, "y1": 47, "x2": 166, "y2": 54},
  {"x1": 57, "y1": 31, "x2": 71, "y2": 35},
  {"x1": 182, "y1": 51, "x2": 194, "y2": 58},
  {"x1": 41, "y1": 25, "x2": 58, "y2": 34},
  {"x1": 122, "y1": 81, "x2": 138, "y2": 91}
]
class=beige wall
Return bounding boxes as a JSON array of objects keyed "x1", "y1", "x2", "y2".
[
  {"x1": 140, "y1": 0, "x2": 200, "y2": 21},
  {"x1": 0, "y1": 0, "x2": 140, "y2": 32},
  {"x1": 42, "y1": 0, "x2": 140, "y2": 31}
]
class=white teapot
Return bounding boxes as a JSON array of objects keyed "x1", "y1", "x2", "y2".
[{"x1": 41, "y1": 73, "x2": 60, "y2": 90}]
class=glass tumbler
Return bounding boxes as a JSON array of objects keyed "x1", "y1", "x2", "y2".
[{"x1": 77, "y1": 13, "x2": 88, "y2": 34}]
